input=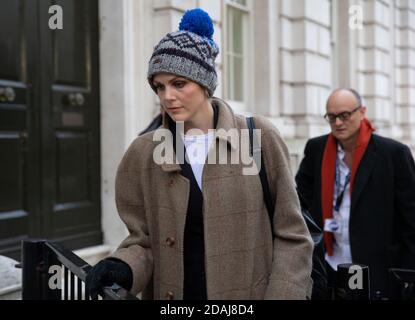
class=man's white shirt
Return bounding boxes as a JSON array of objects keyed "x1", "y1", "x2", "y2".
[{"x1": 325, "y1": 143, "x2": 353, "y2": 270}]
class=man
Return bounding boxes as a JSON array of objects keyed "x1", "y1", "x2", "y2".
[{"x1": 295, "y1": 88, "x2": 415, "y2": 298}]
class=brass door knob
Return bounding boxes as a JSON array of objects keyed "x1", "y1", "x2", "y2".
[
  {"x1": 20, "y1": 131, "x2": 28, "y2": 139},
  {"x1": 0, "y1": 87, "x2": 16, "y2": 102},
  {"x1": 64, "y1": 93, "x2": 85, "y2": 106}
]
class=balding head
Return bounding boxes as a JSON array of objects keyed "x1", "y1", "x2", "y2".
[
  {"x1": 325, "y1": 88, "x2": 366, "y2": 147},
  {"x1": 326, "y1": 88, "x2": 362, "y2": 110}
]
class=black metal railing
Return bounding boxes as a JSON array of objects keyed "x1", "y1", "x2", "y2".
[
  {"x1": 333, "y1": 264, "x2": 415, "y2": 300},
  {"x1": 21, "y1": 239, "x2": 139, "y2": 300},
  {"x1": 20, "y1": 239, "x2": 415, "y2": 300}
]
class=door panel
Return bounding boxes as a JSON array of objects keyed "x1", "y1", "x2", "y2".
[
  {"x1": 0, "y1": 0, "x2": 22, "y2": 81},
  {"x1": 54, "y1": 0, "x2": 88, "y2": 86},
  {"x1": 0, "y1": 132, "x2": 29, "y2": 241},
  {"x1": 56, "y1": 131, "x2": 90, "y2": 204}
]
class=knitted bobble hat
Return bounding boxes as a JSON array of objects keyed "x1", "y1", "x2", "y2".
[{"x1": 147, "y1": 8, "x2": 219, "y2": 96}]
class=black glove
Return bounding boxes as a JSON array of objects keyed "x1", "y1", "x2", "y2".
[{"x1": 85, "y1": 258, "x2": 133, "y2": 300}]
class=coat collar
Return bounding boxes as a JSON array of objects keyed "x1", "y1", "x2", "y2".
[
  {"x1": 350, "y1": 136, "x2": 378, "y2": 213},
  {"x1": 160, "y1": 97, "x2": 239, "y2": 173}
]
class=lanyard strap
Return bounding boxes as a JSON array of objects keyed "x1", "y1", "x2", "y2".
[{"x1": 334, "y1": 159, "x2": 351, "y2": 212}]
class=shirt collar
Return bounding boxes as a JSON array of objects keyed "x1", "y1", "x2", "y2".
[
  {"x1": 337, "y1": 142, "x2": 346, "y2": 161},
  {"x1": 160, "y1": 97, "x2": 238, "y2": 173}
]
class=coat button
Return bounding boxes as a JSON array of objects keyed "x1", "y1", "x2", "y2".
[
  {"x1": 166, "y1": 237, "x2": 175, "y2": 247},
  {"x1": 165, "y1": 291, "x2": 174, "y2": 300},
  {"x1": 168, "y1": 179, "x2": 174, "y2": 187}
]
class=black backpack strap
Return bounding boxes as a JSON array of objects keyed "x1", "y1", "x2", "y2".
[{"x1": 246, "y1": 117, "x2": 275, "y2": 236}]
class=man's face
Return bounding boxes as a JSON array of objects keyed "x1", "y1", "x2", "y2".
[{"x1": 325, "y1": 91, "x2": 366, "y2": 144}]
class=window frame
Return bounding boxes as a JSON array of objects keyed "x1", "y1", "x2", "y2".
[{"x1": 223, "y1": 0, "x2": 252, "y2": 114}]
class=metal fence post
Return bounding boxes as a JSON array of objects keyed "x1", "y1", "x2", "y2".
[
  {"x1": 22, "y1": 240, "x2": 45, "y2": 300},
  {"x1": 335, "y1": 263, "x2": 370, "y2": 300},
  {"x1": 22, "y1": 239, "x2": 61, "y2": 300}
]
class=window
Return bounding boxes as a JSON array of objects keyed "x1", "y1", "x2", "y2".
[{"x1": 225, "y1": 0, "x2": 250, "y2": 112}]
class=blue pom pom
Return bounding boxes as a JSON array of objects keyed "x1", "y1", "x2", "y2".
[{"x1": 178, "y1": 8, "x2": 214, "y2": 40}]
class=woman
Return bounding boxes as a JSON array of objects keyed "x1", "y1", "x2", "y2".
[{"x1": 86, "y1": 8, "x2": 313, "y2": 300}]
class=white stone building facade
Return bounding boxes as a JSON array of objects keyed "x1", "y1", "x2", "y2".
[{"x1": 98, "y1": 0, "x2": 415, "y2": 253}]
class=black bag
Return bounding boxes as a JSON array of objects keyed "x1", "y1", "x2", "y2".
[{"x1": 246, "y1": 117, "x2": 327, "y2": 299}]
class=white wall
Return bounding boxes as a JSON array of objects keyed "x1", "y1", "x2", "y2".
[{"x1": 99, "y1": 0, "x2": 156, "y2": 249}]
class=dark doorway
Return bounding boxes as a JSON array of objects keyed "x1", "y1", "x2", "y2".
[{"x1": 0, "y1": 0, "x2": 102, "y2": 260}]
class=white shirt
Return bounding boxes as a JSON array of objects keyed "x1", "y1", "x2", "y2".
[
  {"x1": 181, "y1": 132, "x2": 215, "y2": 190},
  {"x1": 325, "y1": 143, "x2": 353, "y2": 271}
]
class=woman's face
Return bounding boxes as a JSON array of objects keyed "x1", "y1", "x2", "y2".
[{"x1": 152, "y1": 73, "x2": 208, "y2": 123}]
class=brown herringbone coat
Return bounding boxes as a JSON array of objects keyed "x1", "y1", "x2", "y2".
[{"x1": 110, "y1": 98, "x2": 313, "y2": 300}]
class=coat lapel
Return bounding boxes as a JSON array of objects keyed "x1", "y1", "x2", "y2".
[{"x1": 350, "y1": 138, "x2": 377, "y2": 213}]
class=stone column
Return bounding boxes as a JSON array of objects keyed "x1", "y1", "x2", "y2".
[
  {"x1": 280, "y1": 0, "x2": 332, "y2": 140},
  {"x1": 279, "y1": 0, "x2": 332, "y2": 169},
  {"x1": 394, "y1": 0, "x2": 415, "y2": 147},
  {"x1": 99, "y1": 0, "x2": 155, "y2": 248},
  {"x1": 357, "y1": 0, "x2": 394, "y2": 134},
  {"x1": 252, "y1": 0, "x2": 280, "y2": 117}
]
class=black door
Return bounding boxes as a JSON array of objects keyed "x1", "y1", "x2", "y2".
[
  {"x1": 0, "y1": 0, "x2": 102, "y2": 260},
  {"x1": 0, "y1": 0, "x2": 39, "y2": 260}
]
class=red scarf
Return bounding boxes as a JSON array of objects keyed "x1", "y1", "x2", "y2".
[{"x1": 321, "y1": 118, "x2": 375, "y2": 256}]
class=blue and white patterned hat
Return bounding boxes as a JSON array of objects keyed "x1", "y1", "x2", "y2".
[{"x1": 147, "y1": 8, "x2": 219, "y2": 96}]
